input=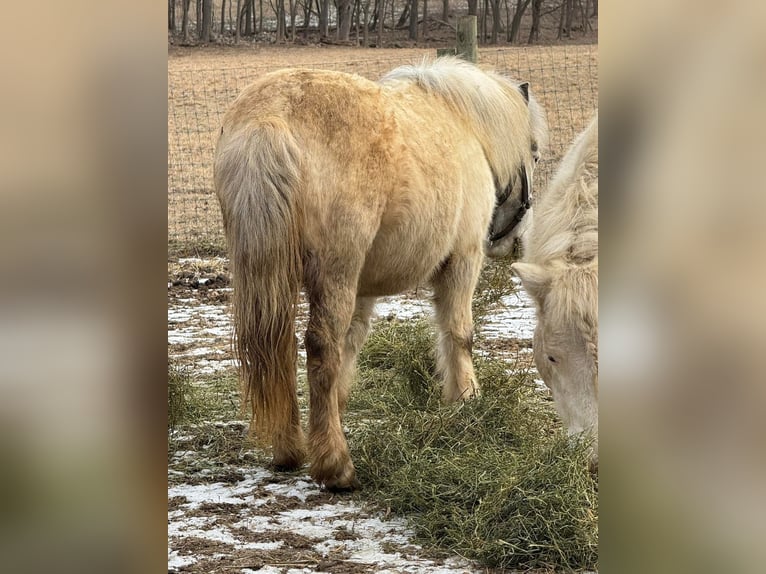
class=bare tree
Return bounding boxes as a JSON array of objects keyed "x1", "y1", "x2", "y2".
[
  {"x1": 338, "y1": 0, "x2": 354, "y2": 40},
  {"x1": 527, "y1": 0, "x2": 541, "y2": 43},
  {"x1": 169, "y1": 0, "x2": 177, "y2": 32},
  {"x1": 408, "y1": 0, "x2": 418, "y2": 40},
  {"x1": 220, "y1": 0, "x2": 227, "y2": 35},
  {"x1": 289, "y1": 0, "x2": 297, "y2": 41},
  {"x1": 275, "y1": 0, "x2": 286, "y2": 41},
  {"x1": 182, "y1": 0, "x2": 191, "y2": 42},
  {"x1": 235, "y1": 0, "x2": 242, "y2": 41},
  {"x1": 467, "y1": 0, "x2": 478, "y2": 16},
  {"x1": 488, "y1": 0, "x2": 501, "y2": 43},
  {"x1": 442, "y1": 0, "x2": 449, "y2": 21},
  {"x1": 376, "y1": 0, "x2": 384, "y2": 45},
  {"x1": 319, "y1": 0, "x2": 329, "y2": 37},
  {"x1": 422, "y1": 0, "x2": 428, "y2": 39},
  {"x1": 396, "y1": 2, "x2": 410, "y2": 28},
  {"x1": 201, "y1": 0, "x2": 213, "y2": 42},
  {"x1": 508, "y1": 0, "x2": 529, "y2": 43},
  {"x1": 244, "y1": 0, "x2": 253, "y2": 35},
  {"x1": 362, "y1": 0, "x2": 371, "y2": 48}
]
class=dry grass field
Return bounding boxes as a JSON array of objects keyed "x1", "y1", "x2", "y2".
[{"x1": 168, "y1": 44, "x2": 597, "y2": 254}]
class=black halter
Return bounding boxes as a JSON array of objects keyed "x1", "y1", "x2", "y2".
[{"x1": 488, "y1": 166, "x2": 531, "y2": 243}]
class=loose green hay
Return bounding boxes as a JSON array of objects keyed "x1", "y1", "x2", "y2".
[
  {"x1": 472, "y1": 256, "x2": 519, "y2": 326},
  {"x1": 350, "y1": 319, "x2": 598, "y2": 571},
  {"x1": 168, "y1": 363, "x2": 196, "y2": 431}
]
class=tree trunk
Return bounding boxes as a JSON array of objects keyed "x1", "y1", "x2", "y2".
[
  {"x1": 467, "y1": 0, "x2": 477, "y2": 16},
  {"x1": 363, "y1": 0, "x2": 370, "y2": 45},
  {"x1": 391, "y1": 0, "x2": 396, "y2": 41},
  {"x1": 276, "y1": 0, "x2": 286, "y2": 41},
  {"x1": 527, "y1": 0, "x2": 541, "y2": 43},
  {"x1": 169, "y1": 0, "x2": 176, "y2": 32},
  {"x1": 508, "y1": 0, "x2": 529, "y2": 43},
  {"x1": 235, "y1": 0, "x2": 242, "y2": 41},
  {"x1": 319, "y1": 0, "x2": 329, "y2": 37},
  {"x1": 200, "y1": 0, "x2": 204, "y2": 40},
  {"x1": 489, "y1": 0, "x2": 500, "y2": 44},
  {"x1": 257, "y1": 0, "x2": 263, "y2": 34},
  {"x1": 289, "y1": 0, "x2": 297, "y2": 41},
  {"x1": 220, "y1": 0, "x2": 226, "y2": 35},
  {"x1": 422, "y1": 0, "x2": 428, "y2": 39},
  {"x1": 396, "y1": 3, "x2": 410, "y2": 28},
  {"x1": 565, "y1": 0, "x2": 574, "y2": 36},
  {"x1": 182, "y1": 0, "x2": 191, "y2": 42},
  {"x1": 408, "y1": 0, "x2": 418, "y2": 40},
  {"x1": 377, "y1": 0, "x2": 384, "y2": 45},
  {"x1": 442, "y1": 0, "x2": 449, "y2": 21},
  {"x1": 557, "y1": 0, "x2": 565, "y2": 39},
  {"x1": 504, "y1": 0, "x2": 510, "y2": 42},
  {"x1": 202, "y1": 0, "x2": 213, "y2": 42},
  {"x1": 337, "y1": 0, "x2": 353, "y2": 40}
]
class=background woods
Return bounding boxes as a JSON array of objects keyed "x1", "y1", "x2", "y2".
[{"x1": 168, "y1": 0, "x2": 597, "y2": 45}]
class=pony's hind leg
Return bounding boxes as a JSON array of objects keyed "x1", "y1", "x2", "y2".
[
  {"x1": 303, "y1": 255, "x2": 364, "y2": 491},
  {"x1": 338, "y1": 296, "x2": 376, "y2": 415},
  {"x1": 431, "y1": 252, "x2": 483, "y2": 403}
]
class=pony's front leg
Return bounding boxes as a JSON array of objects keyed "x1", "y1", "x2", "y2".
[
  {"x1": 432, "y1": 252, "x2": 483, "y2": 403},
  {"x1": 304, "y1": 288, "x2": 360, "y2": 491}
]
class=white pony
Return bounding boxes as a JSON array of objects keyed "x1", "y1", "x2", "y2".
[{"x1": 512, "y1": 114, "x2": 598, "y2": 467}]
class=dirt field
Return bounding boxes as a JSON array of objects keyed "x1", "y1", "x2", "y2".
[{"x1": 168, "y1": 43, "x2": 598, "y2": 252}]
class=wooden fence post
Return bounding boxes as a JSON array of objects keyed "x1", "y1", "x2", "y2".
[{"x1": 456, "y1": 16, "x2": 478, "y2": 63}]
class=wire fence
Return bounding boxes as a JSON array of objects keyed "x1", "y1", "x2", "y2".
[{"x1": 168, "y1": 44, "x2": 597, "y2": 253}]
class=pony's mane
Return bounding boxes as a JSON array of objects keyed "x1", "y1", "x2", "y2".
[
  {"x1": 527, "y1": 114, "x2": 598, "y2": 265},
  {"x1": 546, "y1": 260, "x2": 598, "y2": 363},
  {"x1": 380, "y1": 57, "x2": 548, "y2": 186}
]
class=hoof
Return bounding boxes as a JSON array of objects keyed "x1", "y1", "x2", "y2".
[
  {"x1": 271, "y1": 448, "x2": 306, "y2": 472},
  {"x1": 442, "y1": 383, "x2": 480, "y2": 404},
  {"x1": 310, "y1": 458, "x2": 360, "y2": 492},
  {"x1": 324, "y1": 475, "x2": 361, "y2": 493},
  {"x1": 271, "y1": 460, "x2": 303, "y2": 472}
]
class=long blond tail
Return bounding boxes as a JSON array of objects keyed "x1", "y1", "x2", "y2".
[{"x1": 214, "y1": 119, "x2": 303, "y2": 443}]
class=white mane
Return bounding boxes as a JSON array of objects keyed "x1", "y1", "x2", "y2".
[{"x1": 526, "y1": 114, "x2": 598, "y2": 266}]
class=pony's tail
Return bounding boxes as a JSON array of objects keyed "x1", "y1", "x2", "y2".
[{"x1": 214, "y1": 119, "x2": 303, "y2": 444}]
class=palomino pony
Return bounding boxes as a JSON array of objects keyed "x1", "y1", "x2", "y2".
[
  {"x1": 214, "y1": 58, "x2": 548, "y2": 491},
  {"x1": 512, "y1": 114, "x2": 598, "y2": 467}
]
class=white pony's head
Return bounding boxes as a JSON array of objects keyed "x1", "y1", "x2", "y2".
[
  {"x1": 512, "y1": 114, "x2": 598, "y2": 468},
  {"x1": 514, "y1": 260, "x2": 598, "y2": 466}
]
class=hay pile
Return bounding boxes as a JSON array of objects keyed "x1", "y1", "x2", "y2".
[{"x1": 349, "y1": 318, "x2": 598, "y2": 571}]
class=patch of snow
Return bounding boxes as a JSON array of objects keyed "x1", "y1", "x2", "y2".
[
  {"x1": 263, "y1": 479, "x2": 317, "y2": 502},
  {"x1": 168, "y1": 471, "x2": 271, "y2": 509},
  {"x1": 177, "y1": 256, "x2": 228, "y2": 265},
  {"x1": 168, "y1": 549, "x2": 197, "y2": 570},
  {"x1": 374, "y1": 297, "x2": 433, "y2": 320}
]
